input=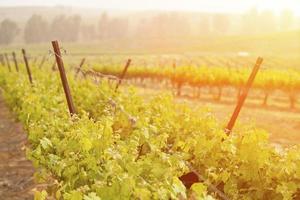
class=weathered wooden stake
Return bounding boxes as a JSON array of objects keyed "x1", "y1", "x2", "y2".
[
  {"x1": 33, "y1": 57, "x2": 38, "y2": 66},
  {"x1": 22, "y1": 49, "x2": 33, "y2": 84},
  {"x1": 4, "y1": 53, "x2": 11, "y2": 72},
  {"x1": 0, "y1": 54, "x2": 5, "y2": 66},
  {"x1": 39, "y1": 55, "x2": 46, "y2": 69},
  {"x1": 75, "y1": 58, "x2": 86, "y2": 79},
  {"x1": 115, "y1": 59, "x2": 131, "y2": 92},
  {"x1": 12, "y1": 52, "x2": 19, "y2": 72},
  {"x1": 225, "y1": 57, "x2": 263, "y2": 134},
  {"x1": 52, "y1": 40, "x2": 76, "y2": 116},
  {"x1": 52, "y1": 60, "x2": 56, "y2": 71}
]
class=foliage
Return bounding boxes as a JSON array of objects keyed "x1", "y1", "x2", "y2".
[
  {"x1": 24, "y1": 15, "x2": 49, "y2": 44},
  {"x1": 0, "y1": 19, "x2": 19, "y2": 45},
  {"x1": 0, "y1": 65, "x2": 299, "y2": 200}
]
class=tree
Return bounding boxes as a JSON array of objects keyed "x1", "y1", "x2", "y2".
[
  {"x1": 24, "y1": 15, "x2": 48, "y2": 43},
  {"x1": 67, "y1": 15, "x2": 81, "y2": 41},
  {"x1": 280, "y1": 10, "x2": 294, "y2": 31},
  {"x1": 108, "y1": 18, "x2": 129, "y2": 39},
  {"x1": 241, "y1": 8, "x2": 259, "y2": 34},
  {"x1": 80, "y1": 24, "x2": 96, "y2": 41},
  {"x1": 50, "y1": 15, "x2": 67, "y2": 41},
  {"x1": 50, "y1": 15, "x2": 81, "y2": 42},
  {"x1": 135, "y1": 18, "x2": 149, "y2": 39},
  {"x1": 98, "y1": 12, "x2": 109, "y2": 39},
  {"x1": 198, "y1": 15, "x2": 211, "y2": 35},
  {"x1": 258, "y1": 10, "x2": 277, "y2": 33},
  {"x1": 0, "y1": 19, "x2": 18, "y2": 45},
  {"x1": 98, "y1": 12, "x2": 129, "y2": 40},
  {"x1": 167, "y1": 13, "x2": 190, "y2": 38},
  {"x1": 212, "y1": 14, "x2": 230, "y2": 34}
]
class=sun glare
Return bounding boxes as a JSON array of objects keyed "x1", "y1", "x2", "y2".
[
  {"x1": 0, "y1": 0, "x2": 300, "y2": 16},
  {"x1": 0, "y1": 0, "x2": 300, "y2": 199}
]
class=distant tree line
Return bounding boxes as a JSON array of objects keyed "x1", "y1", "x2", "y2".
[
  {"x1": 24, "y1": 14, "x2": 82, "y2": 43},
  {"x1": 0, "y1": 14, "x2": 82, "y2": 45},
  {"x1": 0, "y1": 19, "x2": 19, "y2": 45},
  {"x1": 0, "y1": 8, "x2": 298, "y2": 45}
]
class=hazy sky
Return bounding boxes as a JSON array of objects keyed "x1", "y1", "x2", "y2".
[{"x1": 0, "y1": 0, "x2": 300, "y2": 15}]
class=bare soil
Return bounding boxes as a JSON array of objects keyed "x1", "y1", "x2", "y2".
[{"x1": 0, "y1": 94, "x2": 35, "y2": 199}]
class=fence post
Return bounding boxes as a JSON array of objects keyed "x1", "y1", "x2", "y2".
[
  {"x1": 4, "y1": 53, "x2": 11, "y2": 72},
  {"x1": 52, "y1": 60, "x2": 56, "y2": 71},
  {"x1": 225, "y1": 57, "x2": 263, "y2": 135},
  {"x1": 22, "y1": 49, "x2": 33, "y2": 84},
  {"x1": 12, "y1": 52, "x2": 19, "y2": 72},
  {"x1": 33, "y1": 57, "x2": 38, "y2": 66},
  {"x1": 52, "y1": 40, "x2": 76, "y2": 116},
  {"x1": 173, "y1": 59, "x2": 176, "y2": 69},
  {"x1": 115, "y1": 59, "x2": 131, "y2": 92},
  {"x1": 0, "y1": 54, "x2": 5, "y2": 66},
  {"x1": 75, "y1": 58, "x2": 86, "y2": 79},
  {"x1": 39, "y1": 55, "x2": 46, "y2": 69}
]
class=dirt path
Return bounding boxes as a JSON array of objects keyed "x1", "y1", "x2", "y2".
[{"x1": 0, "y1": 94, "x2": 35, "y2": 199}]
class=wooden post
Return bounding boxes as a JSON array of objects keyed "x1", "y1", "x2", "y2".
[
  {"x1": 33, "y1": 57, "x2": 38, "y2": 66},
  {"x1": 52, "y1": 40, "x2": 76, "y2": 116},
  {"x1": 0, "y1": 54, "x2": 5, "y2": 66},
  {"x1": 225, "y1": 57, "x2": 263, "y2": 134},
  {"x1": 12, "y1": 52, "x2": 19, "y2": 72},
  {"x1": 22, "y1": 49, "x2": 33, "y2": 84},
  {"x1": 173, "y1": 59, "x2": 176, "y2": 69},
  {"x1": 52, "y1": 60, "x2": 56, "y2": 71},
  {"x1": 75, "y1": 58, "x2": 86, "y2": 79},
  {"x1": 39, "y1": 55, "x2": 46, "y2": 69},
  {"x1": 115, "y1": 59, "x2": 131, "y2": 92},
  {"x1": 4, "y1": 53, "x2": 11, "y2": 72}
]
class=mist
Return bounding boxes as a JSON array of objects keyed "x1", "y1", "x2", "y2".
[{"x1": 0, "y1": 6, "x2": 299, "y2": 47}]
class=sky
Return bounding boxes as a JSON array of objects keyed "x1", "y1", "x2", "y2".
[{"x1": 0, "y1": 0, "x2": 299, "y2": 15}]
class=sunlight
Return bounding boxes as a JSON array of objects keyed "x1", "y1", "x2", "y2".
[
  {"x1": 0, "y1": 0, "x2": 300, "y2": 199},
  {"x1": 1, "y1": 0, "x2": 299, "y2": 16}
]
